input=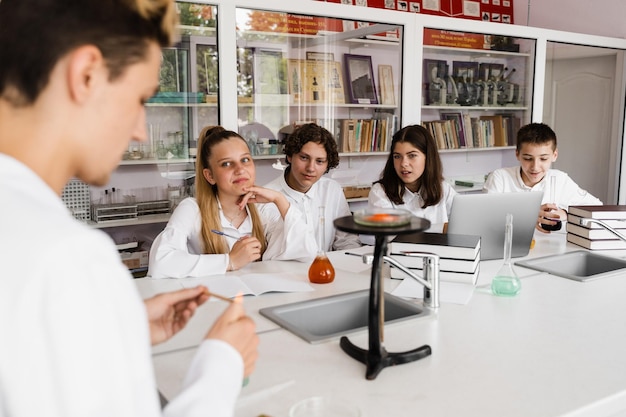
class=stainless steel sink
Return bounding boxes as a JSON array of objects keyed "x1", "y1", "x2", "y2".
[
  {"x1": 259, "y1": 290, "x2": 428, "y2": 344},
  {"x1": 514, "y1": 250, "x2": 626, "y2": 282}
]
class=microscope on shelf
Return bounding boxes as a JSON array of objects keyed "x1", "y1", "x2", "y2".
[
  {"x1": 496, "y1": 67, "x2": 521, "y2": 106},
  {"x1": 455, "y1": 69, "x2": 477, "y2": 106},
  {"x1": 428, "y1": 66, "x2": 449, "y2": 105}
]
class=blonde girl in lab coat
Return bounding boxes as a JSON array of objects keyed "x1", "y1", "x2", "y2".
[{"x1": 149, "y1": 126, "x2": 316, "y2": 278}]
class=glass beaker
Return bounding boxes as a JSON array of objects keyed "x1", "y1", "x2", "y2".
[
  {"x1": 308, "y1": 207, "x2": 335, "y2": 284},
  {"x1": 491, "y1": 212, "x2": 521, "y2": 296}
]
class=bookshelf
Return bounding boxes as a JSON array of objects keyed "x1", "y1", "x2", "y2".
[{"x1": 421, "y1": 28, "x2": 535, "y2": 151}]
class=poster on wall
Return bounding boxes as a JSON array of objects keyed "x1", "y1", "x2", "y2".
[{"x1": 323, "y1": 0, "x2": 514, "y2": 24}]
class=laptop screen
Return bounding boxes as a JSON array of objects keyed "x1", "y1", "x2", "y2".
[{"x1": 446, "y1": 192, "x2": 543, "y2": 260}]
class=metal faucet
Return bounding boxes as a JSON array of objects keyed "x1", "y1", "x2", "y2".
[
  {"x1": 579, "y1": 218, "x2": 626, "y2": 241},
  {"x1": 357, "y1": 252, "x2": 440, "y2": 309}
]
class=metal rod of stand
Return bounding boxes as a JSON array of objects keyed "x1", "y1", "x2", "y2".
[{"x1": 334, "y1": 215, "x2": 434, "y2": 380}]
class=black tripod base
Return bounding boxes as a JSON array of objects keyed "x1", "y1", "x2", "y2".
[{"x1": 340, "y1": 336, "x2": 432, "y2": 380}]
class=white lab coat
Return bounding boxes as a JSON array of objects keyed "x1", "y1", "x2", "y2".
[
  {"x1": 261, "y1": 173, "x2": 362, "y2": 252},
  {"x1": 0, "y1": 154, "x2": 242, "y2": 417},
  {"x1": 483, "y1": 167, "x2": 602, "y2": 208},
  {"x1": 149, "y1": 195, "x2": 316, "y2": 279},
  {"x1": 367, "y1": 181, "x2": 457, "y2": 233}
]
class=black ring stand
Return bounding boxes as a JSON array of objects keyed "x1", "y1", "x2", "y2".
[{"x1": 334, "y1": 215, "x2": 432, "y2": 380}]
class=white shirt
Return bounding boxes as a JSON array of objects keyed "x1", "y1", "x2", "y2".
[
  {"x1": 483, "y1": 167, "x2": 602, "y2": 209},
  {"x1": 0, "y1": 154, "x2": 242, "y2": 417},
  {"x1": 261, "y1": 173, "x2": 361, "y2": 252},
  {"x1": 367, "y1": 181, "x2": 457, "y2": 233},
  {"x1": 149, "y1": 195, "x2": 316, "y2": 279}
]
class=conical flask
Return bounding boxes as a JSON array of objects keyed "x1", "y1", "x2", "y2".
[
  {"x1": 308, "y1": 206, "x2": 335, "y2": 284},
  {"x1": 491, "y1": 212, "x2": 521, "y2": 296}
]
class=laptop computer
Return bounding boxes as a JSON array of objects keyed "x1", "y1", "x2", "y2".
[{"x1": 446, "y1": 192, "x2": 543, "y2": 260}]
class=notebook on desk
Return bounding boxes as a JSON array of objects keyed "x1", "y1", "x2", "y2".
[{"x1": 446, "y1": 191, "x2": 543, "y2": 260}]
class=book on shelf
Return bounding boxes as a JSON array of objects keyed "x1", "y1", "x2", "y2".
[
  {"x1": 360, "y1": 119, "x2": 373, "y2": 152},
  {"x1": 498, "y1": 113, "x2": 521, "y2": 146},
  {"x1": 461, "y1": 113, "x2": 474, "y2": 148},
  {"x1": 566, "y1": 222, "x2": 626, "y2": 240},
  {"x1": 568, "y1": 205, "x2": 626, "y2": 220},
  {"x1": 423, "y1": 119, "x2": 459, "y2": 150},
  {"x1": 567, "y1": 214, "x2": 626, "y2": 230},
  {"x1": 335, "y1": 114, "x2": 394, "y2": 153},
  {"x1": 389, "y1": 263, "x2": 480, "y2": 285},
  {"x1": 470, "y1": 117, "x2": 494, "y2": 147},
  {"x1": 440, "y1": 112, "x2": 466, "y2": 147},
  {"x1": 566, "y1": 233, "x2": 626, "y2": 250},
  {"x1": 389, "y1": 232, "x2": 481, "y2": 261},
  {"x1": 339, "y1": 119, "x2": 357, "y2": 152},
  {"x1": 479, "y1": 115, "x2": 507, "y2": 146}
]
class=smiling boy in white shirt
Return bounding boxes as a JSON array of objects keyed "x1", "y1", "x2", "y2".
[
  {"x1": 483, "y1": 122, "x2": 602, "y2": 233},
  {"x1": 261, "y1": 123, "x2": 361, "y2": 252}
]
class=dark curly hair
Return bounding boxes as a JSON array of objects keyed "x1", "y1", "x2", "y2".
[{"x1": 283, "y1": 123, "x2": 339, "y2": 173}]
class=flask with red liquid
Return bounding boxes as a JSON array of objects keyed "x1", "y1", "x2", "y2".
[{"x1": 308, "y1": 207, "x2": 335, "y2": 284}]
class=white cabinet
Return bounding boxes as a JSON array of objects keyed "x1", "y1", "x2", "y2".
[
  {"x1": 94, "y1": 0, "x2": 626, "y2": 232},
  {"x1": 420, "y1": 29, "x2": 535, "y2": 151}
]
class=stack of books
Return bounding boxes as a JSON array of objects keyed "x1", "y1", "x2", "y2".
[
  {"x1": 388, "y1": 232, "x2": 481, "y2": 284},
  {"x1": 567, "y1": 205, "x2": 626, "y2": 250}
]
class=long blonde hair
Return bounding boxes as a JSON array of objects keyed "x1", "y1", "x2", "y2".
[{"x1": 195, "y1": 126, "x2": 267, "y2": 255}]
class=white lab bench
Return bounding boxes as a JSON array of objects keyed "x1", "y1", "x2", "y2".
[{"x1": 136, "y1": 230, "x2": 626, "y2": 417}]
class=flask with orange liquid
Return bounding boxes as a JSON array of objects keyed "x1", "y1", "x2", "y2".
[{"x1": 308, "y1": 206, "x2": 335, "y2": 284}]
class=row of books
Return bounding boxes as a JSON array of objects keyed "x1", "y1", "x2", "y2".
[
  {"x1": 566, "y1": 205, "x2": 626, "y2": 250},
  {"x1": 388, "y1": 232, "x2": 481, "y2": 285},
  {"x1": 423, "y1": 113, "x2": 520, "y2": 150},
  {"x1": 334, "y1": 111, "x2": 398, "y2": 153}
]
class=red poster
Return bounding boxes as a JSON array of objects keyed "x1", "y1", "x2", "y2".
[{"x1": 318, "y1": 0, "x2": 514, "y2": 24}]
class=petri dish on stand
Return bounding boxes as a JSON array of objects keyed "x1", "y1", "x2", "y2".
[{"x1": 353, "y1": 208, "x2": 412, "y2": 227}]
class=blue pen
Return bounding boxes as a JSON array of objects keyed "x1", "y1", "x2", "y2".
[{"x1": 210, "y1": 229, "x2": 241, "y2": 240}]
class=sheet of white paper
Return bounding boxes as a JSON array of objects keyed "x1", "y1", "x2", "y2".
[
  {"x1": 390, "y1": 278, "x2": 474, "y2": 305},
  {"x1": 179, "y1": 276, "x2": 250, "y2": 299},
  {"x1": 327, "y1": 246, "x2": 374, "y2": 273},
  {"x1": 240, "y1": 272, "x2": 314, "y2": 295},
  {"x1": 178, "y1": 273, "x2": 314, "y2": 299}
]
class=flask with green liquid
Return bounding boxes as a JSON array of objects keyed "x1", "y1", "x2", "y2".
[{"x1": 491, "y1": 212, "x2": 521, "y2": 296}]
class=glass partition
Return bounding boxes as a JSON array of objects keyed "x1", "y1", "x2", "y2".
[
  {"x1": 128, "y1": 2, "x2": 218, "y2": 164},
  {"x1": 236, "y1": 8, "x2": 404, "y2": 157}
]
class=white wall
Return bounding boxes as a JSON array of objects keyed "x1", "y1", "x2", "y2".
[{"x1": 513, "y1": 0, "x2": 626, "y2": 38}]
